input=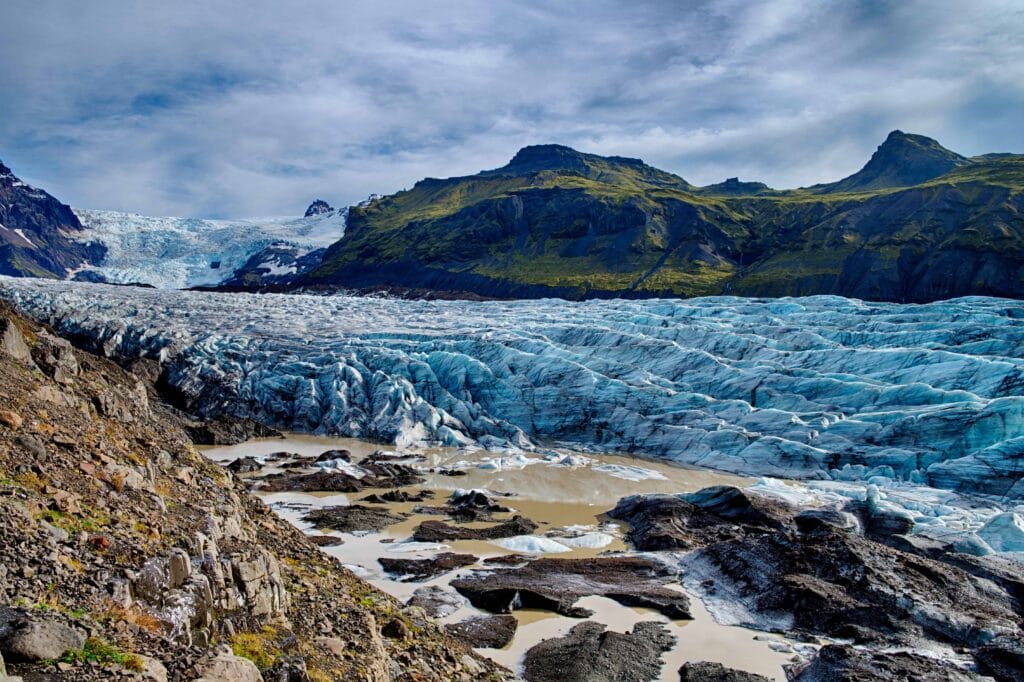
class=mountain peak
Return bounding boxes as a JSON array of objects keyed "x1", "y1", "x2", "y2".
[
  {"x1": 304, "y1": 199, "x2": 334, "y2": 217},
  {"x1": 503, "y1": 144, "x2": 590, "y2": 174},
  {"x1": 823, "y1": 130, "x2": 968, "y2": 193}
]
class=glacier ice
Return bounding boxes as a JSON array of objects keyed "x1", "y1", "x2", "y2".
[
  {"x1": 68, "y1": 208, "x2": 347, "y2": 289},
  {"x1": 491, "y1": 535, "x2": 572, "y2": 554},
  {"x1": 977, "y1": 513, "x2": 1024, "y2": 552},
  {"x1": 2, "y1": 278, "x2": 1024, "y2": 499},
  {"x1": 592, "y1": 464, "x2": 668, "y2": 482}
]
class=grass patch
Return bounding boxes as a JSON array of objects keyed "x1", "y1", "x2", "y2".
[
  {"x1": 14, "y1": 470, "x2": 47, "y2": 492},
  {"x1": 37, "y1": 508, "x2": 112, "y2": 535},
  {"x1": 15, "y1": 595, "x2": 87, "y2": 620},
  {"x1": 58, "y1": 637, "x2": 144, "y2": 671},
  {"x1": 231, "y1": 627, "x2": 281, "y2": 670}
]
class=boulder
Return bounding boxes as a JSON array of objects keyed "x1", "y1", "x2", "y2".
[
  {"x1": 304, "y1": 505, "x2": 407, "y2": 533},
  {"x1": 0, "y1": 412, "x2": 21, "y2": 430},
  {"x1": 445, "y1": 615, "x2": 517, "y2": 649},
  {"x1": 378, "y1": 552, "x2": 477, "y2": 581},
  {"x1": 196, "y1": 651, "x2": 263, "y2": 682},
  {"x1": 315, "y1": 449, "x2": 351, "y2": 463},
  {"x1": 0, "y1": 318, "x2": 31, "y2": 365},
  {"x1": 795, "y1": 509, "x2": 860, "y2": 535},
  {"x1": 678, "y1": 662, "x2": 771, "y2": 681},
  {"x1": 135, "y1": 655, "x2": 169, "y2": 682},
  {"x1": 523, "y1": 621, "x2": 675, "y2": 682},
  {"x1": 413, "y1": 515, "x2": 537, "y2": 542},
  {"x1": 451, "y1": 557, "x2": 690, "y2": 619},
  {"x1": 30, "y1": 331, "x2": 79, "y2": 383},
  {"x1": 306, "y1": 534, "x2": 345, "y2": 547},
  {"x1": 406, "y1": 585, "x2": 465, "y2": 618},
  {"x1": 681, "y1": 486, "x2": 792, "y2": 530},
  {"x1": 226, "y1": 456, "x2": 263, "y2": 474},
  {"x1": 0, "y1": 613, "x2": 85, "y2": 662}
]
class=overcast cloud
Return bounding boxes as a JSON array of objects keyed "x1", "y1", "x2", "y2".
[{"x1": 1, "y1": 0, "x2": 1022, "y2": 218}]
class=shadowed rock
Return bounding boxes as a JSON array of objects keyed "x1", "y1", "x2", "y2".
[
  {"x1": 974, "y1": 636, "x2": 1024, "y2": 682},
  {"x1": 378, "y1": 552, "x2": 477, "y2": 581},
  {"x1": 678, "y1": 662, "x2": 770, "y2": 681},
  {"x1": 607, "y1": 486, "x2": 792, "y2": 551},
  {"x1": 413, "y1": 515, "x2": 537, "y2": 542},
  {"x1": 445, "y1": 615, "x2": 517, "y2": 649},
  {"x1": 304, "y1": 505, "x2": 406, "y2": 533},
  {"x1": 523, "y1": 621, "x2": 675, "y2": 682},
  {"x1": 226, "y1": 456, "x2": 262, "y2": 473},
  {"x1": 790, "y1": 644, "x2": 982, "y2": 681},
  {"x1": 451, "y1": 557, "x2": 690, "y2": 619}
]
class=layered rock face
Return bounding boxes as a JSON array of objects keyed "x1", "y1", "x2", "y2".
[
  {"x1": 0, "y1": 301, "x2": 509, "y2": 680},
  {"x1": 3, "y1": 278, "x2": 1023, "y2": 500},
  {"x1": 0, "y1": 160, "x2": 105, "y2": 278}
]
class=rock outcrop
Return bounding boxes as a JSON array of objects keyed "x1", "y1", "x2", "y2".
[
  {"x1": 0, "y1": 160, "x2": 105, "y2": 279},
  {"x1": 522, "y1": 621, "x2": 675, "y2": 682},
  {"x1": 611, "y1": 488, "x2": 1023, "y2": 679},
  {"x1": 450, "y1": 557, "x2": 691, "y2": 619},
  {"x1": 678, "y1": 662, "x2": 770, "y2": 682},
  {"x1": 445, "y1": 615, "x2": 517, "y2": 649}
]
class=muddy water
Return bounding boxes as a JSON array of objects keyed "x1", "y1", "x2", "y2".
[{"x1": 204, "y1": 436, "x2": 796, "y2": 681}]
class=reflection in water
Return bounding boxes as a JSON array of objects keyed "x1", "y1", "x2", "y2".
[{"x1": 204, "y1": 435, "x2": 795, "y2": 681}]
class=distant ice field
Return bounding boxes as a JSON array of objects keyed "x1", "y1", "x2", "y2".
[{"x1": 2, "y1": 277, "x2": 1024, "y2": 499}]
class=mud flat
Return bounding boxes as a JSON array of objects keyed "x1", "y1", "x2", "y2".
[{"x1": 205, "y1": 435, "x2": 797, "y2": 681}]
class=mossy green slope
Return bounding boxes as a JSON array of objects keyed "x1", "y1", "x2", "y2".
[{"x1": 306, "y1": 136, "x2": 1024, "y2": 302}]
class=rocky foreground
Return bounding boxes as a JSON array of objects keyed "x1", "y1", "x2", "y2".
[
  {"x1": 0, "y1": 302, "x2": 509, "y2": 681},
  {"x1": 216, "y1": 440, "x2": 1024, "y2": 681},
  {"x1": 609, "y1": 487, "x2": 1024, "y2": 680}
]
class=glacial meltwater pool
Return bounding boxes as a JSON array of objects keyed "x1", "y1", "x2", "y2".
[{"x1": 203, "y1": 435, "x2": 801, "y2": 681}]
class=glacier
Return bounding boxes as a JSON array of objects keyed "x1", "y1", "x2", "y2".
[
  {"x1": 2, "y1": 277, "x2": 1024, "y2": 500},
  {"x1": 67, "y1": 207, "x2": 347, "y2": 289}
]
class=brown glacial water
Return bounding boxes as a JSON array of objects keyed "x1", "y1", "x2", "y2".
[{"x1": 204, "y1": 435, "x2": 798, "y2": 680}]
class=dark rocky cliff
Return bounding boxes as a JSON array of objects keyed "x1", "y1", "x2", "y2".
[{"x1": 0, "y1": 161, "x2": 105, "y2": 278}]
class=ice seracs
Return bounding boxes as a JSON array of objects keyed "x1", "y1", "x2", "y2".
[
  {"x1": 2, "y1": 278, "x2": 1024, "y2": 502},
  {"x1": 68, "y1": 205, "x2": 348, "y2": 289}
]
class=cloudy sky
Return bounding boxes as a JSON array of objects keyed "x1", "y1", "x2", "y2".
[{"x1": 1, "y1": 0, "x2": 1022, "y2": 218}]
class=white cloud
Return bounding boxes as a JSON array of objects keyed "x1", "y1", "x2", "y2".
[{"x1": 0, "y1": 0, "x2": 1021, "y2": 217}]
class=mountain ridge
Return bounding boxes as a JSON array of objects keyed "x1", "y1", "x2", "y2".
[
  {"x1": 3, "y1": 131, "x2": 1024, "y2": 302},
  {"x1": 0, "y1": 160, "x2": 106, "y2": 278},
  {"x1": 303, "y1": 131, "x2": 1024, "y2": 302}
]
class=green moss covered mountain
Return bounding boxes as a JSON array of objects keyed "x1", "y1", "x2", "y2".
[{"x1": 305, "y1": 131, "x2": 1024, "y2": 301}]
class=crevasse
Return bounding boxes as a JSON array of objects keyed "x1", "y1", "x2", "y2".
[{"x1": 3, "y1": 277, "x2": 1024, "y2": 498}]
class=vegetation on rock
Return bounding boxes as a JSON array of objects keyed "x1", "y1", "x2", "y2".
[{"x1": 305, "y1": 133, "x2": 1024, "y2": 302}]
